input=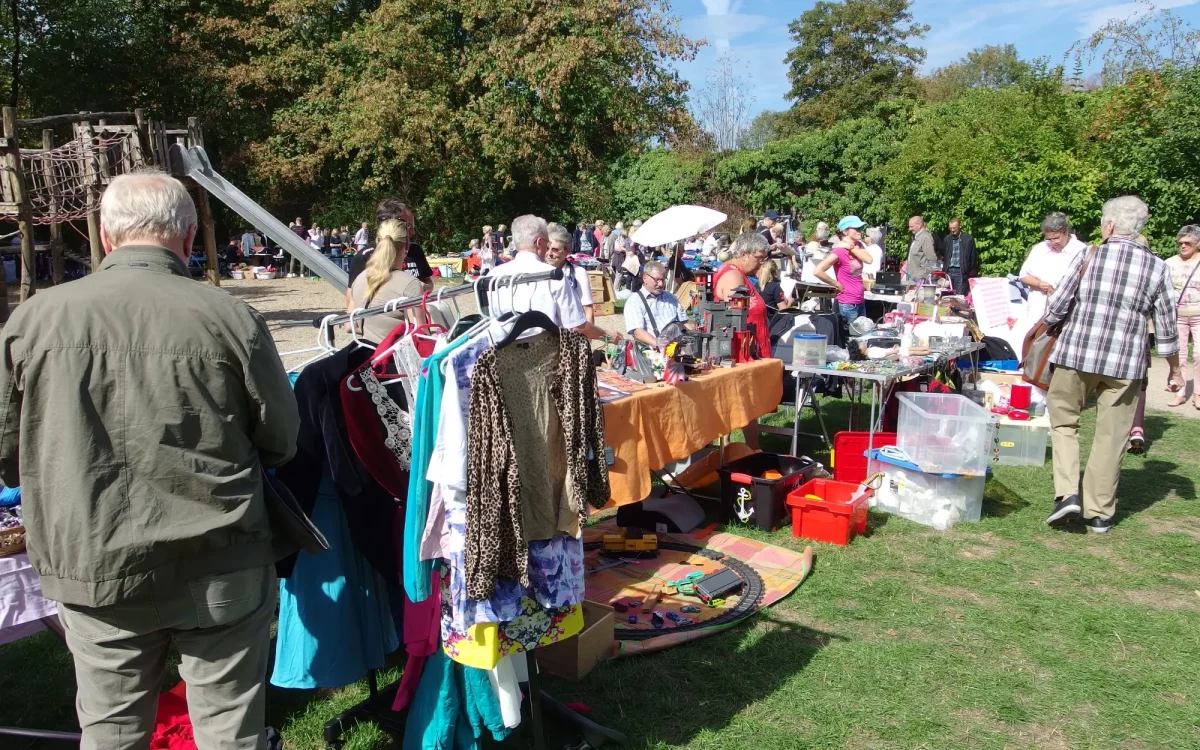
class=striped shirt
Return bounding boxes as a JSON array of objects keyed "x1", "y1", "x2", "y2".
[{"x1": 1046, "y1": 236, "x2": 1179, "y2": 380}]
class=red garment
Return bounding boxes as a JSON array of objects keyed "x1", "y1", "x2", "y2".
[
  {"x1": 340, "y1": 361, "x2": 411, "y2": 499},
  {"x1": 391, "y1": 569, "x2": 442, "y2": 712},
  {"x1": 150, "y1": 681, "x2": 196, "y2": 750},
  {"x1": 713, "y1": 263, "x2": 771, "y2": 358}
]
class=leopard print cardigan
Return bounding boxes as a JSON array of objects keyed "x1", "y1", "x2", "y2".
[{"x1": 464, "y1": 329, "x2": 610, "y2": 601}]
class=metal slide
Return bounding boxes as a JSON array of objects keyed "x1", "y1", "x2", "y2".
[{"x1": 175, "y1": 144, "x2": 349, "y2": 294}]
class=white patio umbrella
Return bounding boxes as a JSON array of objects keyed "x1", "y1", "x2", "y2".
[{"x1": 629, "y1": 204, "x2": 727, "y2": 248}]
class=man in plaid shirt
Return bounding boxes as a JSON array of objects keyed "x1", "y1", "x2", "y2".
[{"x1": 1044, "y1": 196, "x2": 1184, "y2": 533}]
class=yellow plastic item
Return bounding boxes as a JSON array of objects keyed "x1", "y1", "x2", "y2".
[
  {"x1": 444, "y1": 605, "x2": 584, "y2": 670},
  {"x1": 762, "y1": 469, "x2": 783, "y2": 480}
]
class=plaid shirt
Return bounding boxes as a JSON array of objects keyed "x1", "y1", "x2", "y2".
[{"x1": 1046, "y1": 236, "x2": 1179, "y2": 380}]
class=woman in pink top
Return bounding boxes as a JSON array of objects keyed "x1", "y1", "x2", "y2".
[{"x1": 814, "y1": 215, "x2": 874, "y2": 322}]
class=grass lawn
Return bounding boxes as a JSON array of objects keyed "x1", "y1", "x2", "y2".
[{"x1": 2, "y1": 403, "x2": 1198, "y2": 749}]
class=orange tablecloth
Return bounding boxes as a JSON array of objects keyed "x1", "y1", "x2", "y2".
[{"x1": 601, "y1": 358, "x2": 784, "y2": 507}]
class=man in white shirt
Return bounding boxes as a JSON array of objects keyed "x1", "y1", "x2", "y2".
[
  {"x1": 353, "y1": 222, "x2": 369, "y2": 250},
  {"x1": 545, "y1": 224, "x2": 595, "y2": 324},
  {"x1": 488, "y1": 214, "x2": 608, "y2": 339},
  {"x1": 1020, "y1": 212, "x2": 1088, "y2": 319}
]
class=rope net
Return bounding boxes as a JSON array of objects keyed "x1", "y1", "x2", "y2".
[{"x1": 0, "y1": 131, "x2": 139, "y2": 225}]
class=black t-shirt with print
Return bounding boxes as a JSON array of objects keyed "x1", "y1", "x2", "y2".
[{"x1": 347, "y1": 241, "x2": 433, "y2": 286}]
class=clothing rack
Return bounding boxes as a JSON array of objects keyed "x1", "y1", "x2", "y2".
[
  {"x1": 302, "y1": 267, "x2": 567, "y2": 331},
  {"x1": 286, "y1": 267, "x2": 626, "y2": 748}
]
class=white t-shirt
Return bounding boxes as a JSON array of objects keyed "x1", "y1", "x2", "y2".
[
  {"x1": 1019, "y1": 235, "x2": 1088, "y2": 318},
  {"x1": 863, "y1": 243, "x2": 884, "y2": 275},
  {"x1": 564, "y1": 262, "x2": 593, "y2": 307},
  {"x1": 486, "y1": 251, "x2": 586, "y2": 329}
]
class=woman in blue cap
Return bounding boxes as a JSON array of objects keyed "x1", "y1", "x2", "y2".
[{"x1": 813, "y1": 216, "x2": 874, "y2": 322}]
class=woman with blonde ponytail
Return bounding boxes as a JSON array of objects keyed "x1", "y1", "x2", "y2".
[{"x1": 349, "y1": 219, "x2": 422, "y2": 341}]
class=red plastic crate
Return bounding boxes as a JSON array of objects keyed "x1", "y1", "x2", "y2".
[
  {"x1": 786, "y1": 479, "x2": 871, "y2": 546},
  {"x1": 832, "y1": 431, "x2": 897, "y2": 484}
]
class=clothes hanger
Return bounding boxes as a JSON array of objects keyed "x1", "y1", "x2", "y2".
[
  {"x1": 286, "y1": 314, "x2": 339, "y2": 373},
  {"x1": 347, "y1": 307, "x2": 376, "y2": 351},
  {"x1": 494, "y1": 309, "x2": 557, "y2": 348}
]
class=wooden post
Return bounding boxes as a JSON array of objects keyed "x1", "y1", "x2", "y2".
[
  {"x1": 3, "y1": 106, "x2": 36, "y2": 303},
  {"x1": 188, "y1": 117, "x2": 219, "y2": 286},
  {"x1": 133, "y1": 108, "x2": 150, "y2": 168},
  {"x1": 42, "y1": 129, "x2": 64, "y2": 284},
  {"x1": 81, "y1": 121, "x2": 104, "y2": 272}
]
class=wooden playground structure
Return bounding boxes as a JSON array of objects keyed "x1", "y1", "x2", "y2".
[{"x1": 0, "y1": 107, "x2": 222, "y2": 322}]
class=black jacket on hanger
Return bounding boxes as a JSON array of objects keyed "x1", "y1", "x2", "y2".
[{"x1": 275, "y1": 344, "x2": 399, "y2": 581}]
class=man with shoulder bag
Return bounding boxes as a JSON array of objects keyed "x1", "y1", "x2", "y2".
[{"x1": 1038, "y1": 196, "x2": 1183, "y2": 534}]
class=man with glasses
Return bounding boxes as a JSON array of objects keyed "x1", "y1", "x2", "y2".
[{"x1": 625, "y1": 260, "x2": 694, "y2": 348}]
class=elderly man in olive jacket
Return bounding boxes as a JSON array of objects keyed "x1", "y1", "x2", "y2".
[{"x1": 0, "y1": 171, "x2": 299, "y2": 750}]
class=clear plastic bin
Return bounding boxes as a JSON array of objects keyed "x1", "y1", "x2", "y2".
[
  {"x1": 896, "y1": 393, "x2": 995, "y2": 476},
  {"x1": 792, "y1": 333, "x2": 827, "y2": 368},
  {"x1": 866, "y1": 450, "x2": 984, "y2": 530},
  {"x1": 995, "y1": 416, "x2": 1050, "y2": 466}
]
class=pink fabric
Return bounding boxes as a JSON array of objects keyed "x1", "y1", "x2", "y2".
[
  {"x1": 419, "y1": 485, "x2": 448, "y2": 562},
  {"x1": 1177, "y1": 315, "x2": 1200, "y2": 392},
  {"x1": 391, "y1": 569, "x2": 442, "y2": 712},
  {"x1": 830, "y1": 245, "x2": 865, "y2": 304}
]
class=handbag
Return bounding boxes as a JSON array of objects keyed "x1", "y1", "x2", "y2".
[{"x1": 1021, "y1": 246, "x2": 1098, "y2": 390}]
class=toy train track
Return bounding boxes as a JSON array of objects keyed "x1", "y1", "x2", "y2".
[{"x1": 583, "y1": 540, "x2": 765, "y2": 641}]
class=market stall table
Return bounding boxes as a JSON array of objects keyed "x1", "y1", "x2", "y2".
[
  {"x1": 775, "y1": 342, "x2": 986, "y2": 455},
  {"x1": 601, "y1": 359, "x2": 784, "y2": 507}
]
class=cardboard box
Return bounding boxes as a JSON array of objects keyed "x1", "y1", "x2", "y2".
[
  {"x1": 534, "y1": 600, "x2": 615, "y2": 681},
  {"x1": 593, "y1": 301, "x2": 616, "y2": 317}
]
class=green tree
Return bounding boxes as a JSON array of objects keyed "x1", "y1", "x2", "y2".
[
  {"x1": 607, "y1": 148, "x2": 706, "y2": 221},
  {"x1": 784, "y1": 0, "x2": 928, "y2": 127},
  {"x1": 886, "y1": 86, "x2": 1102, "y2": 275},
  {"x1": 716, "y1": 115, "x2": 903, "y2": 227},
  {"x1": 1069, "y1": 2, "x2": 1200, "y2": 85},
  {"x1": 736, "y1": 110, "x2": 794, "y2": 150},
  {"x1": 922, "y1": 45, "x2": 1039, "y2": 103},
  {"x1": 1088, "y1": 67, "x2": 1200, "y2": 255},
  {"x1": 176, "y1": 0, "x2": 698, "y2": 252}
]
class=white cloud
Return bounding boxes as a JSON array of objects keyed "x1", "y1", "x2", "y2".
[{"x1": 683, "y1": 13, "x2": 774, "y2": 46}]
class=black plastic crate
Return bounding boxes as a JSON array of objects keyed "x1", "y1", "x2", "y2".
[{"x1": 717, "y1": 453, "x2": 821, "y2": 532}]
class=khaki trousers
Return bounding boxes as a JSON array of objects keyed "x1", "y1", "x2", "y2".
[
  {"x1": 57, "y1": 565, "x2": 276, "y2": 750},
  {"x1": 1048, "y1": 366, "x2": 1140, "y2": 520}
]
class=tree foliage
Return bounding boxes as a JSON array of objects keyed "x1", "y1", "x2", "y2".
[
  {"x1": 886, "y1": 86, "x2": 1102, "y2": 275},
  {"x1": 1069, "y1": 2, "x2": 1200, "y2": 85},
  {"x1": 1088, "y1": 67, "x2": 1200, "y2": 255},
  {"x1": 174, "y1": 0, "x2": 698, "y2": 251},
  {"x1": 784, "y1": 0, "x2": 927, "y2": 127},
  {"x1": 607, "y1": 149, "x2": 706, "y2": 222},
  {"x1": 692, "y1": 52, "x2": 754, "y2": 153},
  {"x1": 922, "y1": 45, "x2": 1039, "y2": 103},
  {"x1": 716, "y1": 116, "x2": 903, "y2": 229}
]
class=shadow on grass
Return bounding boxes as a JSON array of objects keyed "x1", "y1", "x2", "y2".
[
  {"x1": 538, "y1": 613, "x2": 837, "y2": 748},
  {"x1": 0, "y1": 631, "x2": 79, "y2": 747},
  {"x1": 981, "y1": 477, "x2": 1030, "y2": 519},
  {"x1": 1114, "y1": 459, "x2": 1195, "y2": 519}
]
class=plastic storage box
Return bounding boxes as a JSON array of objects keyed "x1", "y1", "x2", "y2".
[
  {"x1": 865, "y1": 449, "x2": 984, "y2": 530},
  {"x1": 786, "y1": 479, "x2": 871, "y2": 546},
  {"x1": 832, "y1": 431, "x2": 897, "y2": 484},
  {"x1": 995, "y1": 415, "x2": 1049, "y2": 466},
  {"x1": 896, "y1": 393, "x2": 995, "y2": 476},
  {"x1": 792, "y1": 333, "x2": 827, "y2": 368},
  {"x1": 718, "y1": 453, "x2": 821, "y2": 531}
]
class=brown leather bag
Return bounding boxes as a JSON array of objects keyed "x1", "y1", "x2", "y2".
[{"x1": 1021, "y1": 246, "x2": 1097, "y2": 390}]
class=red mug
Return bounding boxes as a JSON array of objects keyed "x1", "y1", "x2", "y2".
[{"x1": 1010, "y1": 383, "x2": 1032, "y2": 410}]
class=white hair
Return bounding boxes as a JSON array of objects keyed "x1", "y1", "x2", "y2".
[
  {"x1": 1178, "y1": 225, "x2": 1200, "y2": 244},
  {"x1": 511, "y1": 214, "x2": 548, "y2": 251},
  {"x1": 547, "y1": 224, "x2": 572, "y2": 248},
  {"x1": 1102, "y1": 196, "x2": 1149, "y2": 237},
  {"x1": 100, "y1": 170, "x2": 197, "y2": 247},
  {"x1": 730, "y1": 231, "x2": 769, "y2": 258},
  {"x1": 866, "y1": 226, "x2": 884, "y2": 245},
  {"x1": 814, "y1": 222, "x2": 830, "y2": 241}
]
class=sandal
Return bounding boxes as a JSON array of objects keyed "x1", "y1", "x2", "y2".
[
  {"x1": 1128, "y1": 428, "x2": 1146, "y2": 455},
  {"x1": 1193, "y1": 396, "x2": 1200, "y2": 410},
  {"x1": 1169, "y1": 393, "x2": 1189, "y2": 407}
]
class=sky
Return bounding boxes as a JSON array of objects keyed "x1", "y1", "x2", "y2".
[{"x1": 672, "y1": 0, "x2": 1200, "y2": 119}]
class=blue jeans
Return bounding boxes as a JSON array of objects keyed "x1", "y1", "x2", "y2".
[{"x1": 838, "y1": 302, "x2": 866, "y2": 322}]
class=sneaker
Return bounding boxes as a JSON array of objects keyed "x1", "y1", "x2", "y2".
[
  {"x1": 1086, "y1": 516, "x2": 1113, "y2": 534},
  {"x1": 1046, "y1": 495, "x2": 1082, "y2": 524}
]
